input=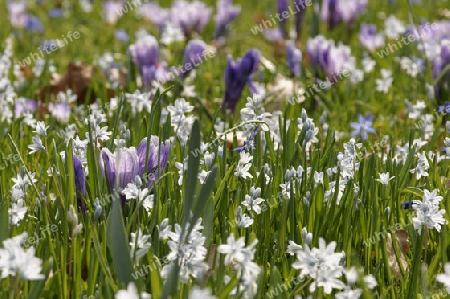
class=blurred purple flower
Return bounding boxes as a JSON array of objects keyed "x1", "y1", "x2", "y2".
[
  {"x1": 181, "y1": 39, "x2": 207, "y2": 78},
  {"x1": 278, "y1": 0, "x2": 289, "y2": 38},
  {"x1": 224, "y1": 49, "x2": 261, "y2": 112},
  {"x1": 102, "y1": 1, "x2": 123, "y2": 24},
  {"x1": 138, "y1": 3, "x2": 170, "y2": 31},
  {"x1": 73, "y1": 155, "x2": 86, "y2": 216},
  {"x1": 359, "y1": 23, "x2": 384, "y2": 51},
  {"x1": 321, "y1": 0, "x2": 368, "y2": 29},
  {"x1": 286, "y1": 41, "x2": 302, "y2": 77},
  {"x1": 15, "y1": 98, "x2": 36, "y2": 117},
  {"x1": 49, "y1": 102, "x2": 71, "y2": 123},
  {"x1": 49, "y1": 8, "x2": 62, "y2": 18},
  {"x1": 171, "y1": 0, "x2": 212, "y2": 36},
  {"x1": 214, "y1": 0, "x2": 241, "y2": 39},
  {"x1": 129, "y1": 35, "x2": 169, "y2": 87},
  {"x1": 114, "y1": 29, "x2": 129, "y2": 42},
  {"x1": 263, "y1": 27, "x2": 284, "y2": 42},
  {"x1": 25, "y1": 16, "x2": 44, "y2": 32},
  {"x1": 401, "y1": 200, "x2": 413, "y2": 209},
  {"x1": 306, "y1": 35, "x2": 351, "y2": 80},
  {"x1": 8, "y1": 1, "x2": 28, "y2": 28},
  {"x1": 350, "y1": 114, "x2": 376, "y2": 140},
  {"x1": 294, "y1": 0, "x2": 307, "y2": 39}
]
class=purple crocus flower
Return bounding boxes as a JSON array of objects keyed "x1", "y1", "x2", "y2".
[
  {"x1": 350, "y1": 114, "x2": 376, "y2": 140},
  {"x1": 294, "y1": 0, "x2": 307, "y2": 39},
  {"x1": 321, "y1": 0, "x2": 368, "y2": 29},
  {"x1": 138, "y1": 3, "x2": 170, "y2": 31},
  {"x1": 224, "y1": 49, "x2": 261, "y2": 112},
  {"x1": 102, "y1": 1, "x2": 123, "y2": 24},
  {"x1": 136, "y1": 136, "x2": 170, "y2": 189},
  {"x1": 100, "y1": 137, "x2": 170, "y2": 207},
  {"x1": 306, "y1": 35, "x2": 332, "y2": 75},
  {"x1": 359, "y1": 23, "x2": 384, "y2": 51},
  {"x1": 129, "y1": 35, "x2": 169, "y2": 87},
  {"x1": 171, "y1": 0, "x2": 212, "y2": 36},
  {"x1": 286, "y1": 41, "x2": 302, "y2": 77},
  {"x1": 181, "y1": 39, "x2": 207, "y2": 78},
  {"x1": 73, "y1": 155, "x2": 86, "y2": 216},
  {"x1": 7, "y1": 1, "x2": 28, "y2": 28},
  {"x1": 278, "y1": 0, "x2": 289, "y2": 38},
  {"x1": 25, "y1": 16, "x2": 44, "y2": 32},
  {"x1": 214, "y1": 0, "x2": 241, "y2": 39},
  {"x1": 100, "y1": 146, "x2": 142, "y2": 207}
]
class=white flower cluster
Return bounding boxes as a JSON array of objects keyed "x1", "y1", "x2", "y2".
[
  {"x1": 217, "y1": 234, "x2": 261, "y2": 298},
  {"x1": 161, "y1": 218, "x2": 208, "y2": 283},
  {"x1": 412, "y1": 189, "x2": 447, "y2": 234},
  {"x1": 0, "y1": 233, "x2": 44, "y2": 280},
  {"x1": 167, "y1": 98, "x2": 195, "y2": 146}
]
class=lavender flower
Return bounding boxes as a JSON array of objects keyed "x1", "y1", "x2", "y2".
[
  {"x1": 7, "y1": 1, "x2": 28, "y2": 28},
  {"x1": 171, "y1": 0, "x2": 212, "y2": 36},
  {"x1": 359, "y1": 24, "x2": 384, "y2": 51},
  {"x1": 14, "y1": 98, "x2": 36, "y2": 117},
  {"x1": 73, "y1": 155, "x2": 86, "y2": 216},
  {"x1": 286, "y1": 41, "x2": 302, "y2": 77},
  {"x1": 224, "y1": 49, "x2": 261, "y2": 112},
  {"x1": 214, "y1": 0, "x2": 241, "y2": 39},
  {"x1": 102, "y1": 1, "x2": 123, "y2": 24},
  {"x1": 350, "y1": 114, "x2": 376, "y2": 140},
  {"x1": 181, "y1": 39, "x2": 207, "y2": 78}
]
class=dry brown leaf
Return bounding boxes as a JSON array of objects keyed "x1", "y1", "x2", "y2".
[{"x1": 387, "y1": 231, "x2": 410, "y2": 280}]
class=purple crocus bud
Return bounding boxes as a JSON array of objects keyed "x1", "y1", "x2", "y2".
[
  {"x1": 224, "y1": 49, "x2": 261, "y2": 112},
  {"x1": 102, "y1": 1, "x2": 123, "y2": 24},
  {"x1": 129, "y1": 35, "x2": 162, "y2": 86},
  {"x1": 306, "y1": 35, "x2": 332, "y2": 75},
  {"x1": 294, "y1": 0, "x2": 307, "y2": 39},
  {"x1": 171, "y1": 0, "x2": 212, "y2": 36},
  {"x1": 359, "y1": 24, "x2": 384, "y2": 52},
  {"x1": 323, "y1": 44, "x2": 351, "y2": 80},
  {"x1": 286, "y1": 41, "x2": 302, "y2": 77},
  {"x1": 278, "y1": 0, "x2": 289, "y2": 38},
  {"x1": 433, "y1": 57, "x2": 443, "y2": 99},
  {"x1": 321, "y1": 0, "x2": 340, "y2": 29},
  {"x1": 73, "y1": 155, "x2": 86, "y2": 216},
  {"x1": 136, "y1": 136, "x2": 170, "y2": 189},
  {"x1": 214, "y1": 0, "x2": 241, "y2": 39},
  {"x1": 138, "y1": 3, "x2": 170, "y2": 31},
  {"x1": 181, "y1": 39, "x2": 207, "y2": 78},
  {"x1": 7, "y1": 1, "x2": 28, "y2": 28},
  {"x1": 100, "y1": 146, "x2": 142, "y2": 207}
]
